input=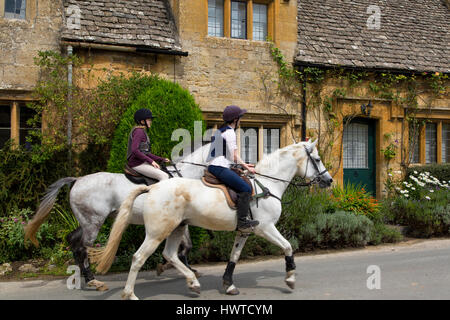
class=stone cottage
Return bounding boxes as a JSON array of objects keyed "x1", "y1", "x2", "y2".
[{"x1": 0, "y1": 0, "x2": 449, "y2": 198}]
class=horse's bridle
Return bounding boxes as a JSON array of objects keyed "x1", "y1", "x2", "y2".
[{"x1": 302, "y1": 145, "x2": 329, "y2": 183}]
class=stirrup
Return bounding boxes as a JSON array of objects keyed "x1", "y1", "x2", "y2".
[{"x1": 237, "y1": 219, "x2": 259, "y2": 231}]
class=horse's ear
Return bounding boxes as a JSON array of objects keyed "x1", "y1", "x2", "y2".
[{"x1": 309, "y1": 139, "x2": 318, "y2": 149}]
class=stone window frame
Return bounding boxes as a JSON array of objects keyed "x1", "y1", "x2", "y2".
[
  {"x1": 410, "y1": 119, "x2": 450, "y2": 165},
  {"x1": 0, "y1": 99, "x2": 40, "y2": 148},
  {"x1": 0, "y1": 0, "x2": 35, "y2": 21},
  {"x1": 207, "y1": 0, "x2": 274, "y2": 41}
]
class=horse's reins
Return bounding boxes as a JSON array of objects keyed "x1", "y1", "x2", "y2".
[{"x1": 180, "y1": 156, "x2": 325, "y2": 207}]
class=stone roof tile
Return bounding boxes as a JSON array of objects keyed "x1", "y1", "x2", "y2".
[
  {"x1": 296, "y1": 0, "x2": 450, "y2": 73},
  {"x1": 61, "y1": 0, "x2": 182, "y2": 52}
]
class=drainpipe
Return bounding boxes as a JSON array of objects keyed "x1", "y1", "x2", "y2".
[
  {"x1": 67, "y1": 45, "x2": 73, "y2": 166},
  {"x1": 301, "y1": 66, "x2": 307, "y2": 141}
]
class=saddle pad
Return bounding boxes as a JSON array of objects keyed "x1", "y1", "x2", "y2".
[
  {"x1": 201, "y1": 177, "x2": 238, "y2": 209},
  {"x1": 201, "y1": 169, "x2": 255, "y2": 210}
]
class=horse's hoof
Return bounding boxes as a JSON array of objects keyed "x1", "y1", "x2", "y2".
[
  {"x1": 87, "y1": 279, "x2": 108, "y2": 291},
  {"x1": 285, "y1": 280, "x2": 295, "y2": 290},
  {"x1": 224, "y1": 284, "x2": 240, "y2": 295},
  {"x1": 190, "y1": 285, "x2": 201, "y2": 294},
  {"x1": 285, "y1": 270, "x2": 295, "y2": 290},
  {"x1": 122, "y1": 291, "x2": 139, "y2": 300},
  {"x1": 156, "y1": 263, "x2": 164, "y2": 276}
]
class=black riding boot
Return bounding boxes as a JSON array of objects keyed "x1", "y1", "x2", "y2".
[{"x1": 236, "y1": 192, "x2": 259, "y2": 231}]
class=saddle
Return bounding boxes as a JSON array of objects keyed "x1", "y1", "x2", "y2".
[
  {"x1": 201, "y1": 168, "x2": 254, "y2": 210},
  {"x1": 124, "y1": 164, "x2": 159, "y2": 186}
]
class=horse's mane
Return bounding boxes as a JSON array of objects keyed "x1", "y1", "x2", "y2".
[{"x1": 255, "y1": 143, "x2": 304, "y2": 172}]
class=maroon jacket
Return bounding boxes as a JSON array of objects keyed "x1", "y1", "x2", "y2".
[{"x1": 127, "y1": 127, "x2": 165, "y2": 168}]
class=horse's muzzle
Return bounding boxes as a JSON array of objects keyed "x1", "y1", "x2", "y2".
[{"x1": 319, "y1": 177, "x2": 333, "y2": 188}]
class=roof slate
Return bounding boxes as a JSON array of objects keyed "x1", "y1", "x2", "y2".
[
  {"x1": 295, "y1": 0, "x2": 450, "y2": 73},
  {"x1": 61, "y1": 0, "x2": 182, "y2": 52}
]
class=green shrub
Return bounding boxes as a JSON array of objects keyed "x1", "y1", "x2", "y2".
[
  {"x1": 0, "y1": 208, "x2": 62, "y2": 263},
  {"x1": 297, "y1": 211, "x2": 374, "y2": 249},
  {"x1": 382, "y1": 196, "x2": 450, "y2": 238},
  {"x1": 0, "y1": 143, "x2": 71, "y2": 215},
  {"x1": 278, "y1": 182, "x2": 334, "y2": 239},
  {"x1": 107, "y1": 76, "x2": 205, "y2": 173},
  {"x1": 330, "y1": 183, "x2": 381, "y2": 222},
  {"x1": 368, "y1": 223, "x2": 403, "y2": 245}
]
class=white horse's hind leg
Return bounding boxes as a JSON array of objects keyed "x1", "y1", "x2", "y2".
[
  {"x1": 255, "y1": 224, "x2": 296, "y2": 290},
  {"x1": 122, "y1": 236, "x2": 162, "y2": 300},
  {"x1": 222, "y1": 232, "x2": 249, "y2": 295},
  {"x1": 163, "y1": 225, "x2": 200, "y2": 294}
]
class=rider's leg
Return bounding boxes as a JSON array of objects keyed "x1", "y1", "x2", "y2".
[
  {"x1": 132, "y1": 163, "x2": 169, "y2": 180},
  {"x1": 208, "y1": 166, "x2": 258, "y2": 231}
]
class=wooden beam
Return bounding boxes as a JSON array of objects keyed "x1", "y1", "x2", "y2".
[
  {"x1": 437, "y1": 121, "x2": 442, "y2": 163},
  {"x1": 420, "y1": 125, "x2": 426, "y2": 164},
  {"x1": 247, "y1": 0, "x2": 253, "y2": 40},
  {"x1": 224, "y1": 0, "x2": 231, "y2": 38},
  {"x1": 11, "y1": 102, "x2": 19, "y2": 147}
]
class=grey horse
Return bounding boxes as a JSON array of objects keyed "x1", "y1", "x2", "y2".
[{"x1": 24, "y1": 144, "x2": 210, "y2": 290}]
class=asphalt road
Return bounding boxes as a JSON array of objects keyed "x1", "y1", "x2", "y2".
[{"x1": 1, "y1": 238, "x2": 449, "y2": 300}]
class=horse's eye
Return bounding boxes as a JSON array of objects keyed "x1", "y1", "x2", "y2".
[{"x1": 315, "y1": 158, "x2": 321, "y2": 163}]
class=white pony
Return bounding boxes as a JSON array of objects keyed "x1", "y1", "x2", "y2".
[
  {"x1": 89, "y1": 140, "x2": 333, "y2": 299},
  {"x1": 24, "y1": 143, "x2": 211, "y2": 289}
]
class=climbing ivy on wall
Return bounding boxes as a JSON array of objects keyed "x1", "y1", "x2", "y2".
[{"x1": 268, "y1": 42, "x2": 449, "y2": 176}]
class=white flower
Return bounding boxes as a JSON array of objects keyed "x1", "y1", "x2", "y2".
[
  {"x1": 414, "y1": 171, "x2": 418, "y2": 174},
  {"x1": 388, "y1": 173, "x2": 393, "y2": 177},
  {"x1": 404, "y1": 194, "x2": 409, "y2": 197},
  {"x1": 429, "y1": 190, "x2": 434, "y2": 193},
  {"x1": 425, "y1": 196, "x2": 430, "y2": 200},
  {"x1": 411, "y1": 187, "x2": 416, "y2": 190}
]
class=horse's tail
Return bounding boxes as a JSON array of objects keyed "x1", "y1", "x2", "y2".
[
  {"x1": 88, "y1": 185, "x2": 152, "y2": 274},
  {"x1": 24, "y1": 177, "x2": 78, "y2": 247}
]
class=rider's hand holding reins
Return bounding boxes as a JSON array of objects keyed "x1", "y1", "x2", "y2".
[{"x1": 151, "y1": 161, "x2": 161, "y2": 169}]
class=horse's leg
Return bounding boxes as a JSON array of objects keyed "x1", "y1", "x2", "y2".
[
  {"x1": 122, "y1": 235, "x2": 162, "y2": 300},
  {"x1": 162, "y1": 225, "x2": 201, "y2": 294},
  {"x1": 255, "y1": 224, "x2": 296, "y2": 289},
  {"x1": 178, "y1": 225, "x2": 200, "y2": 277},
  {"x1": 81, "y1": 222, "x2": 109, "y2": 290},
  {"x1": 222, "y1": 232, "x2": 249, "y2": 295},
  {"x1": 66, "y1": 226, "x2": 104, "y2": 290}
]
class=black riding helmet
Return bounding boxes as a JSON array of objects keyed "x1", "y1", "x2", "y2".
[{"x1": 134, "y1": 108, "x2": 155, "y2": 125}]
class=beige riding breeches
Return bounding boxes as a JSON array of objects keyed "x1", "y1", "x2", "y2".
[{"x1": 132, "y1": 163, "x2": 169, "y2": 181}]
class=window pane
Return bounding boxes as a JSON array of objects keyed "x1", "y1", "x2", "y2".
[
  {"x1": 231, "y1": 1, "x2": 246, "y2": 39},
  {"x1": 5, "y1": 0, "x2": 15, "y2": 13},
  {"x1": 0, "y1": 105, "x2": 11, "y2": 148},
  {"x1": 19, "y1": 104, "x2": 40, "y2": 149},
  {"x1": 263, "y1": 128, "x2": 279, "y2": 155},
  {"x1": 443, "y1": 123, "x2": 450, "y2": 163},
  {"x1": 425, "y1": 123, "x2": 437, "y2": 163},
  {"x1": 409, "y1": 123, "x2": 420, "y2": 163},
  {"x1": 253, "y1": 3, "x2": 267, "y2": 41},
  {"x1": 5, "y1": 0, "x2": 26, "y2": 19},
  {"x1": 240, "y1": 127, "x2": 258, "y2": 164},
  {"x1": 208, "y1": 0, "x2": 224, "y2": 37},
  {"x1": 0, "y1": 105, "x2": 11, "y2": 128},
  {"x1": 343, "y1": 123, "x2": 368, "y2": 168}
]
